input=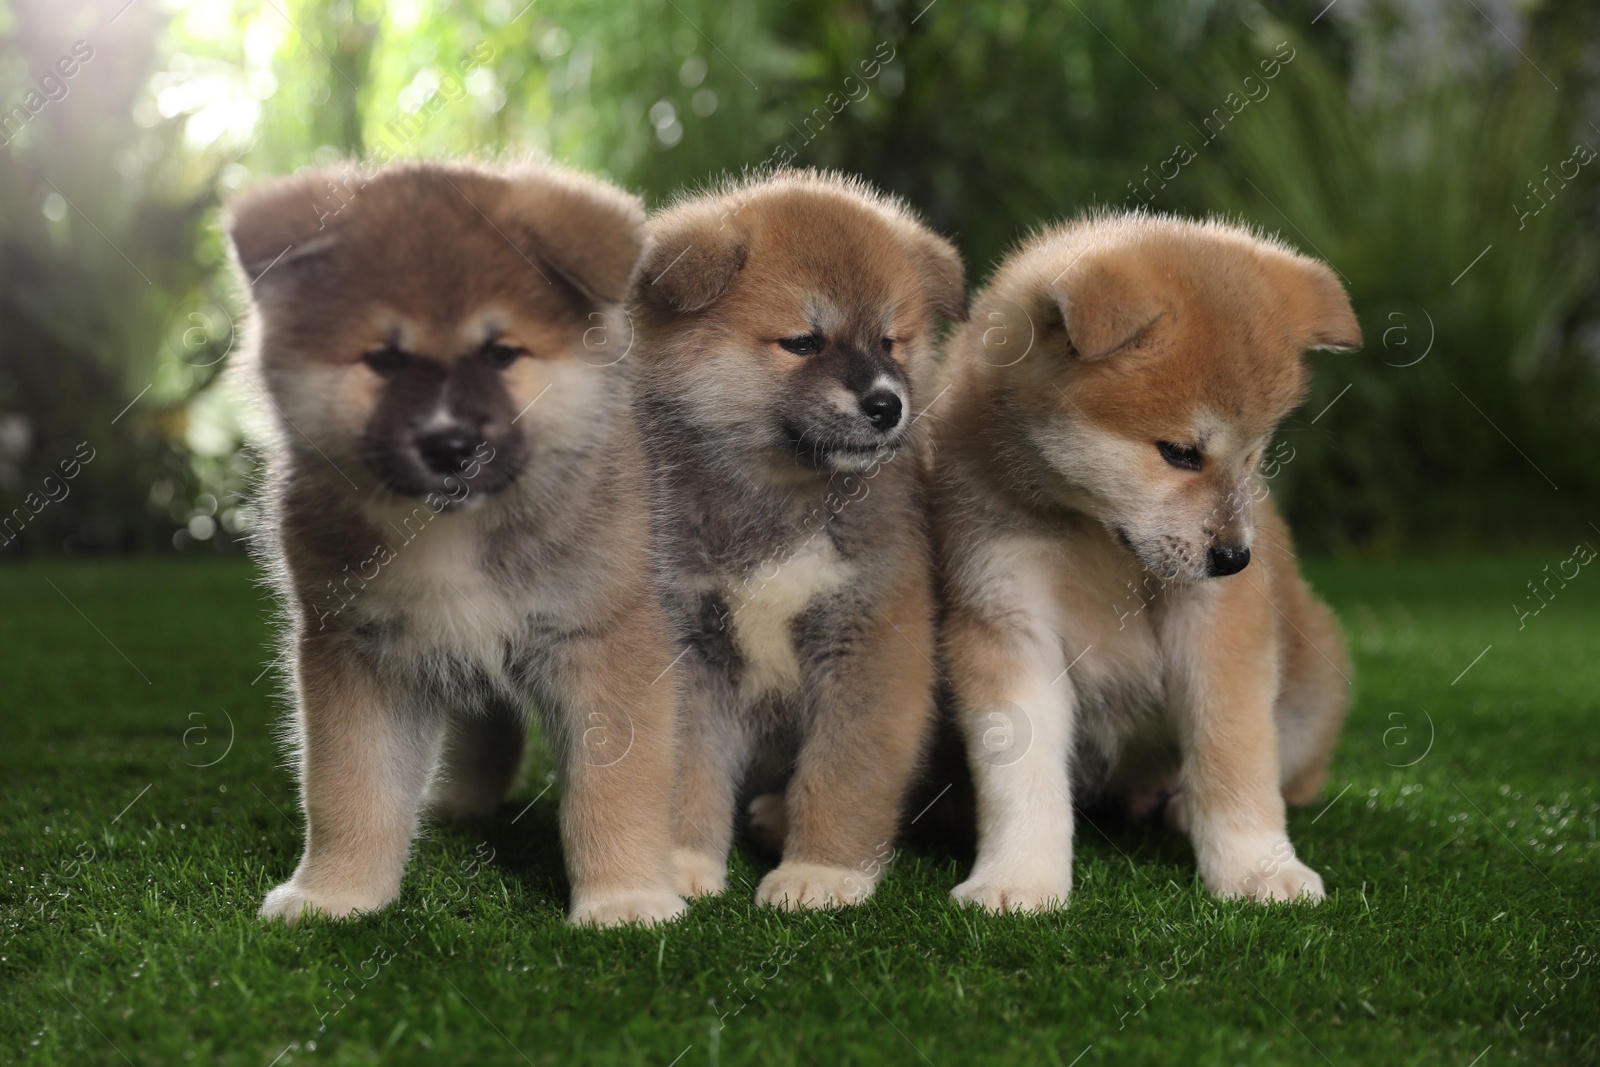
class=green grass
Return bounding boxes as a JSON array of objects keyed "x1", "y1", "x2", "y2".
[{"x1": 2, "y1": 556, "x2": 1596, "y2": 1065}]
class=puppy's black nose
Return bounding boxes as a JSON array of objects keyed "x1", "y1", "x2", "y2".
[
  {"x1": 1207, "y1": 544, "x2": 1251, "y2": 577},
  {"x1": 418, "y1": 429, "x2": 478, "y2": 475},
  {"x1": 860, "y1": 390, "x2": 903, "y2": 432}
]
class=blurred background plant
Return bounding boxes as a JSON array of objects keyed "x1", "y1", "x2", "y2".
[{"x1": 0, "y1": 0, "x2": 1594, "y2": 557}]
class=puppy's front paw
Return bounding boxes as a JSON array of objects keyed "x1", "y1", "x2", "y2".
[
  {"x1": 259, "y1": 880, "x2": 393, "y2": 925},
  {"x1": 950, "y1": 874, "x2": 1070, "y2": 915},
  {"x1": 746, "y1": 793, "x2": 788, "y2": 852},
  {"x1": 569, "y1": 888, "x2": 688, "y2": 927},
  {"x1": 755, "y1": 862, "x2": 873, "y2": 911},
  {"x1": 1202, "y1": 839, "x2": 1325, "y2": 904},
  {"x1": 1210, "y1": 857, "x2": 1325, "y2": 903},
  {"x1": 673, "y1": 848, "x2": 728, "y2": 898}
]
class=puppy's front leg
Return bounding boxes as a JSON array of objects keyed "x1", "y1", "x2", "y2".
[
  {"x1": 557, "y1": 606, "x2": 688, "y2": 927},
  {"x1": 947, "y1": 605, "x2": 1076, "y2": 914},
  {"x1": 755, "y1": 572, "x2": 935, "y2": 911},
  {"x1": 261, "y1": 636, "x2": 444, "y2": 924},
  {"x1": 668, "y1": 671, "x2": 750, "y2": 900},
  {"x1": 1171, "y1": 599, "x2": 1325, "y2": 904}
]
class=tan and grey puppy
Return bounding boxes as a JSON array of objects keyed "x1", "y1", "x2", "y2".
[
  {"x1": 632, "y1": 171, "x2": 966, "y2": 910},
  {"x1": 226, "y1": 160, "x2": 686, "y2": 927},
  {"x1": 935, "y1": 213, "x2": 1358, "y2": 912}
]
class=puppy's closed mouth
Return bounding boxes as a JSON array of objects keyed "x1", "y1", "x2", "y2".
[
  {"x1": 374, "y1": 471, "x2": 512, "y2": 503},
  {"x1": 379, "y1": 478, "x2": 496, "y2": 511},
  {"x1": 780, "y1": 422, "x2": 897, "y2": 467},
  {"x1": 1110, "y1": 525, "x2": 1197, "y2": 583}
]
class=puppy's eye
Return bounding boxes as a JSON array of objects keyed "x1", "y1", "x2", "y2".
[
  {"x1": 777, "y1": 334, "x2": 823, "y2": 356},
  {"x1": 1156, "y1": 441, "x2": 1203, "y2": 471},
  {"x1": 481, "y1": 342, "x2": 525, "y2": 370},
  {"x1": 363, "y1": 347, "x2": 410, "y2": 376},
  {"x1": 881, "y1": 337, "x2": 896, "y2": 354}
]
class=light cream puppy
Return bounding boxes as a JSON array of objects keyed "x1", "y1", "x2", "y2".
[{"x1": 934, "y1": 212, "x2": 1359, "y2": 912}]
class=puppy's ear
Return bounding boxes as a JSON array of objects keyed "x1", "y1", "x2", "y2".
[
  {"x1": 1044, "y1": 260, "x2": 1164, "y2": 361},
  {"x1": 223, "y1": 167, "x2": 349, "y2": 282},
  {"x1": 897, "y1": 224, "x2": 968, "y2": 321},
  {"x1": 1281, "y1": 257, "x2": 1362, "y2": 352},
  {"x1": 500, "y1": 166, "x2": 646, "y2": 306},
  {"x1": 639, "y1": 203, "x2": 748, "y2": 313}
]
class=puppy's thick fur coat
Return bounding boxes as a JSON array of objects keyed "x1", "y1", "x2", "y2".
[
  {"x1": 227, "y1": 160, "x2": 685, "y2": 927},
  {"x1": 934, "y1": 213, "x2": 1358, "y2": 911},
  {"x1": 633, "y1": 171, "x2": 966, "y2": 909}
]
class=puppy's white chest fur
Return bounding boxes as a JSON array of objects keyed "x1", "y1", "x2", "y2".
[
  {"x1": 964, "y1": 530, "x2": 1167, "y2": 762},
  {"x1": 358, "y1": 508, "x2": 522, "y2": 672},
  {"x1": 727, "y1": 536, "x2": 854, "y2": 699}
]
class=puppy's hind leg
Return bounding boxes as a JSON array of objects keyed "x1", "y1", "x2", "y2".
[
  {"x1": 426, "y1": 700, "x2": 528, "y2": 821},
  {"x1": 261, "y1": 637, "x2": 446, "y2": 925},
  {"x1": 746, "y1": 792, "x2": 788, "y2": 853}
]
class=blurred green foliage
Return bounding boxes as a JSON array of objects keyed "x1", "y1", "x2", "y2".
[{"x1": 0, "y1": 0, "x2": 1595, "y2": 556}]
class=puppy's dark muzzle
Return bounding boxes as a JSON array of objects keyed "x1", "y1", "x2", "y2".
[
  {"x1": 366, "y1": 427, "x2": 524, "y2": 500},
  {"x1": 1207, "y1": 544, "x2": 1251, "y2": 577},
  {"x1": 418, "y1": 429, "x2": 480, "y2": 476}
]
